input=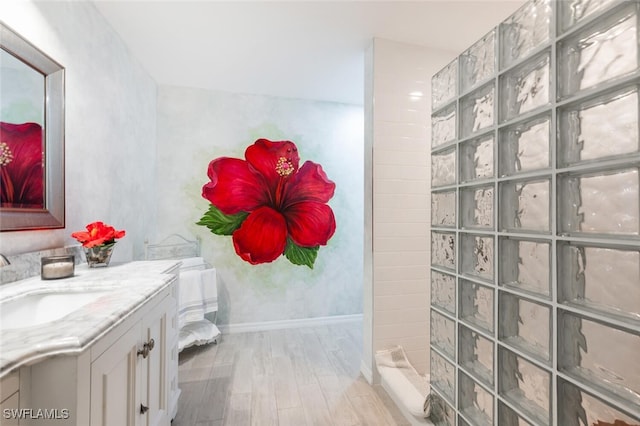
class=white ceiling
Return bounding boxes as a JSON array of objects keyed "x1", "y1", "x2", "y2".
[{"x1": 94, "y1": 1, "x2": 526, "y2": 105}]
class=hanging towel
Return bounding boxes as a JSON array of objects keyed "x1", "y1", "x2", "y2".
[
  {"x1": 200, "y1": 268, "x2": 218, "y2": 314},
  {"x1": 176, "y1": 260, "x2": 220, "y2": 351},
  {"x1": 179, "y1": 257, "x2": 207, "y2": 272},
  {"x1": 178, "y1": 269, "x2": 206, "y2": 328}
]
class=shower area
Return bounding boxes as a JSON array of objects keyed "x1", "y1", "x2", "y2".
[{"x1": 428, "y1": 0, "x2": 640, "y2": 425}]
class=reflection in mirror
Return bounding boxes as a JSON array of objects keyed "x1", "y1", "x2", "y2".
[
  {"x1": 1, "y1": 48, "x2": 45, "y2": 208},
  {"x1": 0, "y1": 21, "x2": 65, "y2": 231}
]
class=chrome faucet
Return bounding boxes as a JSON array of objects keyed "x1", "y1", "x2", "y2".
[{"x1": 0, "y1": 254, "x2": 10, "y2": 267}]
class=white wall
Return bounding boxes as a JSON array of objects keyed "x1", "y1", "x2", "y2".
[
  {"x1": 1, "y1": 1, "x2": 363, "y2": 329},
  {"x1": 363, "y1": 38, "x2": 454, "y2": 377},
  {"x1": 156, "y1": 86, "x2": 364, "y2": 326},
  {"x1": 0, "y1": 1, "x2": 157, "y2": 261}
]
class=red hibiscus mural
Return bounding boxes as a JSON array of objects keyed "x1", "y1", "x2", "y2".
[
  {"x1": 0, "y1": 122, "x2": 44, "y2": 209},
  {"x1": 198, "y1": 138, "x2": 336, "y2": 268}
]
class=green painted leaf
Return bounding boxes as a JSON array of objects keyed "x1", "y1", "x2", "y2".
[
  {"x1": 284, "y1": 238, "x2": 319, "y2": 269},
  {"x1": 196, "y1": 204, "x2": 248, "y2": 236}
]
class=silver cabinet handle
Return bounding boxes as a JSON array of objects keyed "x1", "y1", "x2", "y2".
[{"x1": 137, "y1": 339, "x2": 155, "y2": 358}]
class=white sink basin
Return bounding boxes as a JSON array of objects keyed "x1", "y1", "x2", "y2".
[{"x1": 0, "y1": 290, "x2": 111, "y2": 330}]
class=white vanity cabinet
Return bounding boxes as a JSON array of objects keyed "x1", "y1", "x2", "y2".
[
  {"x1": 90, "y1": 285, "x2": 175, "y2": 426},
  {"x1": 90, "y1": 284, "x2": 177, "y2": 426},
  {"x1": 13, "y1": 276, "x2": 179, "y2": 426},
  {"x1": 0, "y1": 371, "x2": 21, "y2": 425}
]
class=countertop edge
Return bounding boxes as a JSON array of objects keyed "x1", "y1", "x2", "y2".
[{"x1": 0, "y1": 260, "x2": 180, "y2": 379}]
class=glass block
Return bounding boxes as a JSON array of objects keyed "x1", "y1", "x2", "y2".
[
  {"x1": 558, "y1": 5, "x2": 638, "y2": 98},
  {"x1": 431, "y1": 349, "x2": 456, "y2": 402},
  {"x1": 558, "y1": 242, "x2": 640, "y2": 323},
  {"x1": 430, "y1": 394, "x2": 456, "y2": 426},
  {"x1": 558, "y1": 168, "x2": 640, "y2": 237},
  {"x1": 499, "y1": 293, "x2": 551, "y2": 362},
  {"x1": 558, "y1": 311, "x2": 640, "y2": 406},
  {"x1": 461, "y1": 29, "x2": 496, "y2": 93},
  {"x1": 459, "y1": 324, "x2": 494, "y2": 386},
  {"x1": 558, "y1": 378, "x2": 640, "y2": 426},
  {"x1": 461, "y1": 83, "x2": 495, "y2": 138},
  {"x1": 460, "y1": 134, "x2": 494, "y2": 182},
  {"x1": 432, "y1": 231, "x2": 456, "y2": 271},
  {"x1": 559, "y1": 0, "x2": 618, "y2": 33},
  {"x1": 432, "y1": 190, "x2": 456, "y2": 227},
  {"x1": 460, "y1": 234, "x2": 494, "y2": 282},
  {"x1": 499, "y1": 114, "x2": 550, "y2": 176},
  {"x1": 500, "y1": 238, "x2": 551, "y2": 298},
  {"x1": 459, "y1": 371, "x2": 494, "y2": 426},
  {"x1": 432, "y1": 104, "x2": 457, "y2": 149},
  {"x1": 498, "y1": 402, "x2": 535, "y2": 426},
  {"x1": 500, "y1": 50, "x2": 550, "y2": 122},
  {"x1": 431, "y1": 310, "x2": 456, "y2": 360},
  {"x1": 499, "y1": 178, "x2": 550, "y2": 233},
  {"x1": 461, "y1": 186, "x2": 494, "y2": 229},
  {"x1": 431, "y1": 270, "x2": 456, "y2": 315},
  {"x1": 500, "y1": 0, "x2": 552, "y2": 68},
  {"x1": 432, "y1": 59, "x2": 458, "y2": 109},
  {"x1": 558, "y1": 86, "x2": 639, "y2": 167},
  {"x1": 432, "y1": 148, "x2": 456, "y2": 188},
  {"x1": 499, "y1": 347, "x2": 551, "y2": 425},
  {"x1": 460, "y1": 279, "x2": 494, "y2": 333}
]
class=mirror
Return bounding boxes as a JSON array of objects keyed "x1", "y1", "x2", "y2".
[{"x1": 0, "y1": 21, "x2": 65, "y2": 231}]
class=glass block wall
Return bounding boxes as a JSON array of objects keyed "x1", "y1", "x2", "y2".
[{"x1": 429, "y1": 1, "x2": 640, "y2": 425}]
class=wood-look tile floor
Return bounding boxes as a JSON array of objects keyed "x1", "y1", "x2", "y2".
[{"x1": 172, "y1": 321, "x2": 410, "y2": 426}]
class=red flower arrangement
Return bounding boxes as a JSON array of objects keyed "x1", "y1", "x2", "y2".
[
  {"x1": 71, "y1": 221, "x2": 126, "y2": 248},
  {"x1": 198, "y1": 138, "x2": 336, "y2": 268}
]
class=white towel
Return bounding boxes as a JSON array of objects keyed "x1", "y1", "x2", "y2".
[
  {"x1": 178, "y1": 268, "x2": 219, "y2": 329},
  {"x1": 179, "y1": 320, "x2": 220, "y2": 351},
  {"x1": 375, "y1": 345, "x2": 432, "y2": 419},
  {"x1": 179, "y1": 269, "x2": 206, "y2": 328},
  {"x1": 179, "y1": 257, "x2": 207, "y2": 271},
  {"x1": 375, "y1": 345, "x2": 412, "y2": 368},
  {"x1": 200, "y1": 268, "x2": 218, "y2": 314}
]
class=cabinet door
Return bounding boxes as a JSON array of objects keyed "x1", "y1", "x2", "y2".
[
  {"x1": 90, "y1": 324, "x2": 141, "y2": 426},
  {"x1": 140, "y1": 296, "x2": 171, "y2": 426},
  {"x1": 0, "y1": 392, "x2": 20, "y2": 426}
]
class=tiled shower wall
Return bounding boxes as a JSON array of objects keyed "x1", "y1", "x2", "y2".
[
  {"x1": 429, "y1": 1, "x2": 640, "y2": 425},
  {"x1": 368, "y1": 39, "x2": 454, "y2": 377}
]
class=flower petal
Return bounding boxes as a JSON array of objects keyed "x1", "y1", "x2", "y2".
[
  {"x1": 284, "y1": 201, "x2": 336, "y2": 247},
  {"x1": 282, "y1": 161, "x2": 336, "y2": 207},
  {"x1": 232, "y1": 206, "x2": 288, "y2": 264},
  {"x1": 202, "y1": 157, "x2": 270, "y2": 214},
  {"x1": 245, "y1": 139, "x2": 300, "y2": 186},
  {"x1": 70, "y1": 231, "x2": 91, "y2": 243}
]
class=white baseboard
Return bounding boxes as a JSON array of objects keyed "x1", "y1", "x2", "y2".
[{"x1": 218, "y1": 313, "x2": 363, "y2": 334}]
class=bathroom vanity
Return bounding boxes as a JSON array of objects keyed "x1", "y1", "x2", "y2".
[{"x1": 0, "y1": 261, "x2": 180, "y2": 426}]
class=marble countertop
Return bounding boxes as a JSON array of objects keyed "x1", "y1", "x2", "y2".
[{"x1": 0, "y1": 260, "x2": 180, "y2": 379}]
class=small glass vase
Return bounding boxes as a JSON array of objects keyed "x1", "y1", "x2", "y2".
[{"x1": 84, "y1": 243, "x2": 115, "y2": 268}]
